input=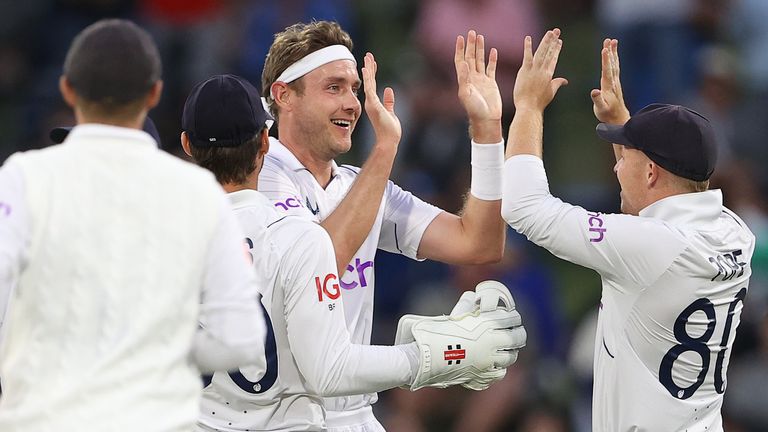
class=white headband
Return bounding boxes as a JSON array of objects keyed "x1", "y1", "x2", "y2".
[{"x1": 269, "y1": 45, "x2": 356, "y2": 99}]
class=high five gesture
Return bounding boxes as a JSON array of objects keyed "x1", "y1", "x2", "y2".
[
  {"x1": 591, "y1": 38, "x2": 630, "y2": 125},
  {"x1": 455, "y1": 30, "x2": 502, "y2": 142}
]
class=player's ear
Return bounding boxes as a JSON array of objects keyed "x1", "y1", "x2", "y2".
[
  {"x1": 145, "y1": 80, "x2": 163, "y2": 110},
  {"x1": 271, "y1": 82, "x2": 290, "y2": 111},
  {"x1": 258, "y1": 128, "x2": 270, "y2": 158},
  {"x1": 180, "y1": 132, "x2": 193, "y2": 157},
  {"x1": 647, "y1": 161, "x2": 660, "y2": 188},
  {"x1": 59, "y1": 76, "x2": 77, "y2": 108}
]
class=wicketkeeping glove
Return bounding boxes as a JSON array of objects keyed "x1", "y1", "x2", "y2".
[{"x1": 395, "y1": 281, "x2": 526, "y2": 391}]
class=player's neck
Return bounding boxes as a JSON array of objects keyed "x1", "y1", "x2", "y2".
[
  {"x1": 222, "y1": 172, "x2": 259, "y2": 194},
  {"x1": 75, "y1": 108, "x2": 145, "y2": 131},
  {"x1": 279, "y1": 136, "x2": 335, "y2": 188}
]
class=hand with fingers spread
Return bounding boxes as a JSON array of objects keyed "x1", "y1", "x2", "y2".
[
  {"x1": 362, "y1": 52, "x2": 401, "y2": 153},
  {"x1": 513, "y1": 28, "x2": 568, "y2": 112},
  {"x1": 455, "y1": 30, "x2": 503, "y2": 142},
  {"x1": 591, "y1": 38, "x2": 630, "y2": 125}
]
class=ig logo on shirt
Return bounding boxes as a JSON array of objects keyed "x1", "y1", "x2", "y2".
[{"x1": 315, "y1": 274, "x2": 340, "y2": 311}]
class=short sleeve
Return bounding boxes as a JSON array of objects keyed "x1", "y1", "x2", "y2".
[{"x1": 378, "y1": 180, "x2": 442, "y2": 260}]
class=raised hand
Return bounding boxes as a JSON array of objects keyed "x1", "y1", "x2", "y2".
[
  {"x1": 455, "y1": 30, "x2": 502, "y2": 125},
  {"x1": 591, "y1": 38, "x2": 630, "y2": 125},
  {"x1": 513, "y1": 28, "x2": 568, "y2": 112},
  {"x1": 362, "y1": 52, "x2": 401, "y2": 150}
]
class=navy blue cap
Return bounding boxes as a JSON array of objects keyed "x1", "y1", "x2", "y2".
[
  {"x1": 50, "y1": 117, "x2": 161, "y2": 145},
  {"x1": 182, "y1": 74, "x2": 273, "y2": 148},
  {"x1": 596, "y1": 104, "x2": 718, "y2": 181}
]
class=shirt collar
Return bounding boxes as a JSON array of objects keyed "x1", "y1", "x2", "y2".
[
  {"x1": 227, "y1": 188, "x2": 272, "y2": 208},
  {"x1": 639, "y1": 189, "x2": 723, "y2": 225},
  {"x1": 64, "y1": 123, "x2": 158, "y2": 148},
  {"x1": 268, "y1": 137, "x2": 339, "y2": 177}
]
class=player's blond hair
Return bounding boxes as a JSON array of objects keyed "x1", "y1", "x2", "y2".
[
  {"x1": 261, "y1": 21, "x2": 353, "y2": 121},
  {"x1": 671, "y1": 175, "x2": 710, "y2": 193}
]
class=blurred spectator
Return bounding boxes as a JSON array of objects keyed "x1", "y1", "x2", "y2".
[
  {"x1": 235, "y1": 0, "x2": 355, "y2": 87},
  {"x1": 723, "y1": 0, "x2": 768, "y2": 192},
  {"x1": 684, "y1": 45, "x2": 739, "y2": 169},
  {"x1": 401, "y1": 0, "x2": 540, "y2": 187},
  {"x1": 724, "y1": 313, "x2": 768, "y2": 431},
  {"x1": 595, "y1": 0, "x2": 697, "y2": 110}
]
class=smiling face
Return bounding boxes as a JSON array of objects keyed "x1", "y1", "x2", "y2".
[{"x1": 288, "y1": 59, "x2": 361, "y2": 161}]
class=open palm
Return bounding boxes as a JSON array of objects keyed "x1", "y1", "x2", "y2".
[
  {"x1": 591, "y1": 38, "x2": 630, "y2": 124},
  {"x1": 455, "y1": 30, "x2": 502, "y2": 123}
]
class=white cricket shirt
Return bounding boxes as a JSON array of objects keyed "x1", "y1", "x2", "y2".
[
  {"x1": 198, "y1": 189, "x2": 416, "y2": 432},
  {"x1": 502, "y1": 155, "x2": 755, "y2": 432},
  {"x1": 0, "y1": 124, "x2": 266, "y2": 432},
  {"x1": 258, "y1": 138, "x2": 441, "y2": 419}
]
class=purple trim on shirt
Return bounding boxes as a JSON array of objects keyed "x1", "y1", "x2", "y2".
[{"x1": 0, "y1": 202, "x2": 10, "y2": 216}]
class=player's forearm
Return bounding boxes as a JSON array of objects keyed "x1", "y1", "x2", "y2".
[
  {"x1": 505, "y1": 108, "x2": 544, "y2": 160},
  {"x1": 320, "y1": 144, "x2": 396, "y2": 273},
  {"x1": 304, "y1": 342, "x2": 418, "y2": 397}
]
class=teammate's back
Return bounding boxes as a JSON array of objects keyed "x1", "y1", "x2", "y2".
[
  {"x1": 0, "y1": 19, "x2": 267, "y2": 432},
  {"x1": 0, "y1": 126, "x2": 223, "y2": 430}
]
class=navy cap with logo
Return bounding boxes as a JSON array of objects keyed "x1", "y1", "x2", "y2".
[
  {"x1": 50, "y1": 117, "x2": 162, "y2": 145},
  {"x1": 182, "y1": 74, "x2": 273, "y2": 148},
  {"x1": 596, "y1": 103, "x2": 718, "y2": 181}
]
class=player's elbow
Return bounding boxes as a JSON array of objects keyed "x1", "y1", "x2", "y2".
[
  {"x1": 502, "y1": 195, "x2": 542, "y2": 235},
  {"x1": 474, "y1": 243, "x2": 504, "y2": 264},
  {"x1": 457, "y1": 234, "x2": 504, "y2": 264},
  {"x1": 300, "y1": 358, "x2": 353, "y2": 397},
  {"x1": 500, "y1": 199, "x2": 522, "y2": 229}
]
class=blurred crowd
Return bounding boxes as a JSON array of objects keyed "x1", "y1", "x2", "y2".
[{"x1": 1, "y1": 0, "x2": 766, "y2": 431}]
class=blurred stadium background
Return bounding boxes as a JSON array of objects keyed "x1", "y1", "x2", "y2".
[{"x1": 0, "y1": 0, "x2": 766, "y2": 431}]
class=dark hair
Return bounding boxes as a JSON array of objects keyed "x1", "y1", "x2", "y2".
[
  {"x1": 261, "y1": 20, "x2": 353, "y2": 120},
  {"x1": 188, "y1": 131, "x2": 266, "y2": 185},
  {"x1": 64, "y1": 19, "x2": 161, "y2": 113}
]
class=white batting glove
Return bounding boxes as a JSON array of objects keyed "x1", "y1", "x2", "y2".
[
  {"x1": 450, "y1": 280, "x2": 518, "y2": 318},
  {"x1": 394, "y1": 281, "x2": 526, "y2": 391}
]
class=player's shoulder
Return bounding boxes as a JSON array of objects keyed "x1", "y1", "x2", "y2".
[
  {"x1": 720, "y1": 206, "x2": 756, "y2": 241},
  {"x1": 5, "y1": 145, "x2": 68, "y2": 168},
  {"x1": 230, "y1": 191, "x2": 281, "y2": 228},
  {"x1": 267, "y1": 214, "x2": 330, "y2": 251}
]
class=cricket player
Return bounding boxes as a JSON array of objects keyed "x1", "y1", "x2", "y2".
[
  {"x1": 501, "y1": 30, "x2": 755, "y2": 431},
  {"x1": 258, "y1": 21, "x2": 509, "y2": 430},
  {"x1": 180, "y1": 73, "x2": 526, "y2": 432},
  {"x1": 0, "y1": 20, "x2": 267, "y2": 431}
]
